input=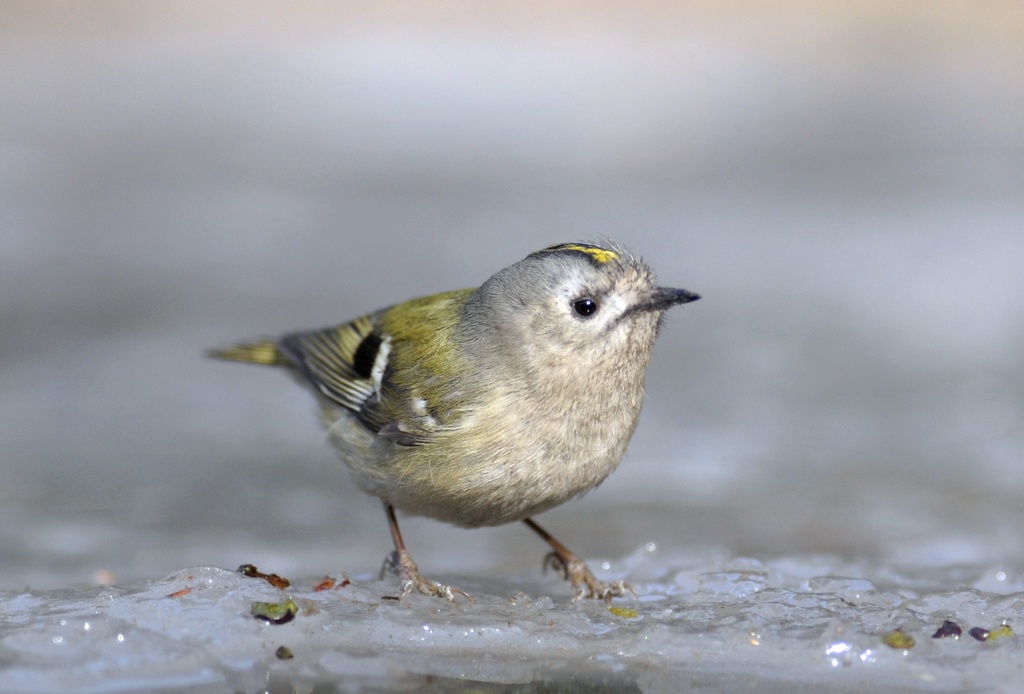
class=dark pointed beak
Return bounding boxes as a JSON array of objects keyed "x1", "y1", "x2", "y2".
[{"x1": 646, "y1": 287, "x2": 701, "y2": 311}]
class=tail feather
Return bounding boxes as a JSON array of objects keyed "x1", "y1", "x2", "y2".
[{"x1": 207, "y1": 340, "x2": 287, "y2": 366}]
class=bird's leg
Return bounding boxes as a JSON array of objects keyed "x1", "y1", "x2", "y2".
[
  {"x1": 522, "y1": 517, "x2": 635, "y2": 604},
  {"x1": 381, "y1": 502, "x2": 470, "y2": 602}
]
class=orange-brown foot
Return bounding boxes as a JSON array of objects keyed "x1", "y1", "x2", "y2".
[
  {"x1": 544, "y1": 552, "x2": 636, "y2": 604},
  {"x1": 384, "y1": 550, "x2": 471, "y2": 602}
]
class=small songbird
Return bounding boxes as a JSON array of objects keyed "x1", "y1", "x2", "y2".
[{"x1": 210, "y1": 241, "x2": 699, "y2": 602}]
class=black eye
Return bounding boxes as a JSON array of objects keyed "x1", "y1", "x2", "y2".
[{"x1": 572, "y1": 298, "x2": 598, "y2": 317}]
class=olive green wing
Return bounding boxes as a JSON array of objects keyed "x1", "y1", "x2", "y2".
[
  {"x1": 211, "y1": 289, "x2": 475, "y2": 446},
  {"x1": 276, "y1": 314, "x2": 381, "y2": 419}
]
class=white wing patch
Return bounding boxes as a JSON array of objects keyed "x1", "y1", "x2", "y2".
[{"x1": 370, "y1": 336, "x2": 392, "y2": 397}]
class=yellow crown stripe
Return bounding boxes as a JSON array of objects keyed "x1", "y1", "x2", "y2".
[{"x1": 535, "y1": 243, "x2": 619, "y2": 265}]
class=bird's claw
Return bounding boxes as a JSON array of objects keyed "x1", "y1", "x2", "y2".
[
  {"x1": 382, "y1": 550, "x2": 471, "y2": 602},
  {"x1": 543, "y1": 551, "x2": 635, "y2": 604}
]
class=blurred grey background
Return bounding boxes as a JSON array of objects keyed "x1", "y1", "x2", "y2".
[{"x1": 2, "y1": 1, "x2": 1022, "y2": 590}]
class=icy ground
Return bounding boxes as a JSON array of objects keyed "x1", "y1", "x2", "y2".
[{"x1": 3, "y1": 551, "x2": 1023, "y2": 693}]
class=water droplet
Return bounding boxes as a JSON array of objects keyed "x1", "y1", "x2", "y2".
[
  {"x1": 645, "y1": 542, "x2": 657, "y2": 552},
  {"x1": 825, "y1": 641, "x2": 851, "y2": 667},
  {"x1": 825, "y1": 642, "x2": 850, "y2": 656}
]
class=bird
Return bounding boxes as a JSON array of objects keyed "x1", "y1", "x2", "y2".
[{"x1": 209, "y1": 241, "x2": 699, "y2": 602}]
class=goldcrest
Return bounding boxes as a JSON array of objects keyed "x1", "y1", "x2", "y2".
[{"x1": 210, "y1": 241, "x2": 699, "y2": 602}]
